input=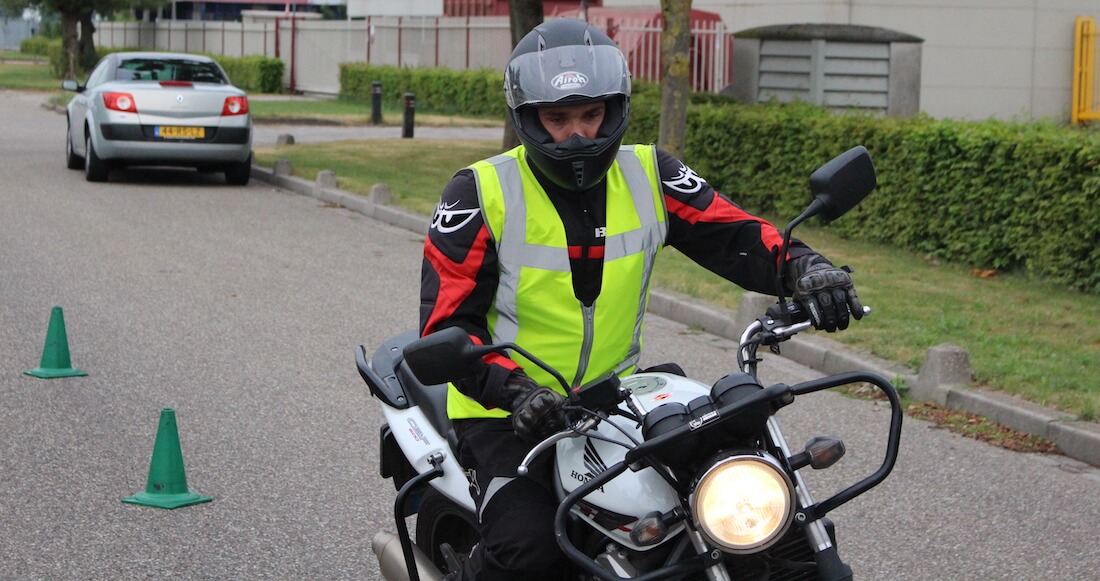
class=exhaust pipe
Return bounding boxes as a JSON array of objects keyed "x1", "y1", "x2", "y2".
[{"x1": 372, "y1": 531, "x2": 444, "y2": 581}]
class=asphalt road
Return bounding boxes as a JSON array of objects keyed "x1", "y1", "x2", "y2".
[{"x1": 3, "y1": 90, "x2": 1100, "y2": 580}]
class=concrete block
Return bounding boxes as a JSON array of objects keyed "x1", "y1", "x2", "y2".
[
  {"x1": 316, "y1": 170, "x2": 337, "y2": 189},
  {"x1": 915, "y1": 343, "x2": 972, "y2": 399},
  {"x1": 369, "y1": 183, "x2": 393, "y2": 205},
  {"x1": 273, "y1": 158, "x2": 292, "y2": 177},
  {"x1": 276, "y1": 133, "x2": 295, "y2": 146}
]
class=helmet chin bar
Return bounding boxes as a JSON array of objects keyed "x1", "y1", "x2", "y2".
[{"x1": 512, "y1": 97, "x2": 628, "y2": 192}]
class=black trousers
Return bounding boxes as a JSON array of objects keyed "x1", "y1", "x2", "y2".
[{"x1": 447, "y1": 418, "x2": 566, "y2": 581}]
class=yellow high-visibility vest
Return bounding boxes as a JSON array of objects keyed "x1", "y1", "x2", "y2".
[{"x1": 447, "y1": 144, "x2": 668, "y2": 419}]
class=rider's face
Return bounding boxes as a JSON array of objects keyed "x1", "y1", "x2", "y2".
[{"x1": 537, "y1": 101, "x2": 606, "y2": 143}]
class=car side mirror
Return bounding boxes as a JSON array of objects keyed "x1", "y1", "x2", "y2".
[{"x1": 61, "y1": 79, "x2": 81, "y2": 92}]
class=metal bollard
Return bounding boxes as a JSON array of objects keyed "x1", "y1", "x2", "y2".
[
  {"x1": 402, "y1": 92, "x2": 415, "y2": 138},
  {"x1": 371, "y1": 81, "x2": 382, "y2": 125}
]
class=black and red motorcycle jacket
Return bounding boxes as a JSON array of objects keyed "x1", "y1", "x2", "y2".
[{"x1": 420, "y1": 148, "x2": 819, "y2": 409}]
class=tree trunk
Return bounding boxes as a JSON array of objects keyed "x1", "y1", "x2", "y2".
[
  {"x1": 658, "y1": 0, "x2": 692, "y2": 158},
  {"x1": 60, "y1": 11, "x2": 80, "y2": 80},
  {"x1": 502, "y1": 0, "x2": 544, "y2": 151},
  {"x1": 79, "y1": 11, "x2": 98, "y2": 72}
]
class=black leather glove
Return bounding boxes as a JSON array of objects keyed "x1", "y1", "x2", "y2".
[
  {"x1": 789, "y1": 256, "x2": 863, "y2": 332},
  {"x1": 511, "y1": 387, "x2": 568, "y2": 443},
  {"x1": 499, "y1": 372, "x2": 568, "y2": 443}
]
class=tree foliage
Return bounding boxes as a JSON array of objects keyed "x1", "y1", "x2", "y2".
[{"x1": 6, "y1": 0, "x2": 166, "y2": 78}]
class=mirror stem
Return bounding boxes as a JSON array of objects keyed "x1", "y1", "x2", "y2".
[{"x1": 775, "y1": 199, "x2": 825, "y2": 320}]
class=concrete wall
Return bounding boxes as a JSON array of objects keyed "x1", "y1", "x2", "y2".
[
  {"x1": 348, "y1": 0, "x2": 444, "y2": 18},
  {"x1": 604, "y1": 0, "x2": 1100, "y2": 122}
]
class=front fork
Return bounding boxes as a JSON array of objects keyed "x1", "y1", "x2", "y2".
[{"x1": 766, "y1": 417, "x2": 853, "y2": 580}]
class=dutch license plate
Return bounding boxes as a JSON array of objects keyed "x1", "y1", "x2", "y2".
[{"x1": 157, "y1": 126, "x2": 204, "y2": 139}]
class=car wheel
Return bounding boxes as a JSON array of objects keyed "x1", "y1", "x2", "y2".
[
  {"x1": 84, "y1": 134, "x2": 108, "y2": 182},
  {"x1": 225, "y1": 153, "x2": 252, "y2": 186},
  {"x1": 65, "y1": 121, "x2": 83, "y2": 170}
]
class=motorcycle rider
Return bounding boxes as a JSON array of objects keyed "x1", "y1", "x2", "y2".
[{"x1": 418, "y1": 18, "x2": 862, "y2": 580}]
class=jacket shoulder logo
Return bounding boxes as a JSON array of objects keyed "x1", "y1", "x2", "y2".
[
  {"x1": 663, "y1": 163, "x2": 706, "y2": 195},
  {"x1": 431, "y1": 200, "x2": 479, "y2": 233}
]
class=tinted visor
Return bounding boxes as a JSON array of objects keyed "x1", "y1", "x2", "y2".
[{"x1": 505, "y1": 44, "x2": 631, "y2": 109}]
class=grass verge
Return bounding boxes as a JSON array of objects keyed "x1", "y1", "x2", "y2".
[{"x1": 0, "y1": 61, "x2": 60, "y2": 91}]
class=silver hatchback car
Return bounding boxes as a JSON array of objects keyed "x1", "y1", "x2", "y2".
[{"x1": 63, "y1": 52, "x2": 253, "y2": 185}]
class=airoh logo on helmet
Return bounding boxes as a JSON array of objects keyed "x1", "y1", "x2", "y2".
[{"x1": 551, "y1": 71, "x2": 588, "y2": 91}]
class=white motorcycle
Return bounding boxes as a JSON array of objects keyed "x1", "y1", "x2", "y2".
[{"x1": 357, "y1": 146, "x2": 902, "y2": 581}]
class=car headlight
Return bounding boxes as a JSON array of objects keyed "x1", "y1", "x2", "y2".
[{"x1": 691, "y1": 453, "x2": 795, "y2": 554}]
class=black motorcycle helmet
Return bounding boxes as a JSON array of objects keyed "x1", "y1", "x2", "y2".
[{"x1": 504, "y1": 18, "x2": 632, "y2": 192}]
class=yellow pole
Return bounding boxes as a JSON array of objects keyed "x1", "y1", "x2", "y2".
[
  {"x1": 1073, "y1": 17, "x2": 1085, "y2": 125},
  {"x1": 1073, "y1": 16, "x2": 1099, "y2": 124}
]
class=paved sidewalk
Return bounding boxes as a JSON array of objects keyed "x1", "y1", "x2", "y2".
[{"x1": 248, "y1": 159, "x2": 1100, "y2": 469}]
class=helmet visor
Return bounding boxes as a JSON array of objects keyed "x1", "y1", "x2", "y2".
[{"x1": 505, "y1": 44, "x2": 631, "y2": 109}]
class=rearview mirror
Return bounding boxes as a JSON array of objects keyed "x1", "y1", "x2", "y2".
[{"x1": 809, "y1": 145, "x2": 877, "y2": 221}]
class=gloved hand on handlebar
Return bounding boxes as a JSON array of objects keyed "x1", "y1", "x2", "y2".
[
  {"x1": 788, "y1": 254, "x2": 863, "y2": 332},
  {"x1": 499, "y1": 371, "x2": 569, "y2": 443}
]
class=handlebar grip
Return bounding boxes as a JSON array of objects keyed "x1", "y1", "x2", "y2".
[
  {"x1": 765, "y1": 302, "x2": 871, "y2": 326},
  {"x1": 765, "y1": 301, "x2": 808, "y2": 324}
]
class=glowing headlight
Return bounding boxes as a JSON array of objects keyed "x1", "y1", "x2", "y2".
[{"x1": 691, "y1": 454, "x2": 794, "y2": 554}]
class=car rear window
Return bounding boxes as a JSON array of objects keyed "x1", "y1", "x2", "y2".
[{"x1": 115, "y1": 58, "x2": 227, "y2": 84}]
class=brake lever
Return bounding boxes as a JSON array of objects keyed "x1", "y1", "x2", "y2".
[{"x1": 516, "y1": 417, "x2": 599, "y2": 476}]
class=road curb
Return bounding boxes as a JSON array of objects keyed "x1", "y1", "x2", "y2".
[{"x1": 250, "y1": 164, "x2": 1100, "y2": 468}]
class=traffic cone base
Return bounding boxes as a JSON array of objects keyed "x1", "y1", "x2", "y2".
[
  {"x1": 122, "y1": 408, "x2": 212, "y2": 510},
  {"x1": 121, "y1": 490, "x2": 212, "y2": 510},
  {"x1": 24, "y1": 365, "x2": 88, "y2": 379},
  {"x1": 24, "y1": 306, "x2": 86, "y2": 379}
]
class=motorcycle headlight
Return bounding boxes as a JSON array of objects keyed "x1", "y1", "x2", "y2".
[{"x1": 691, "y1": 453, "x2": 795, "y2": 554}]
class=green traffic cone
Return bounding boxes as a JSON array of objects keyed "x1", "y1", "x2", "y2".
[
  {"x1": 24, "y1": 306, "x2": 87, "y2": 379},
  {"x1": 122, "y1": 408, "x2": 212, "y2": 509}
]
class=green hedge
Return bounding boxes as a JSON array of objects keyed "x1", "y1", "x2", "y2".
[
  {"x1": 627, "y1": 101, "x2": 1100, "y2": 293},
  {"x1": 20, "y1": 36, "x2": 52, "y2": 56},
  {"x1": 215, "y1": 55, "x2": 284, "y2": 94},
  {"x1": 340, "y1": 63, "x2": 506, "y2": 117},
  {"x1": 337, "y1": 65, "x2": 1099, "y2": 293}
]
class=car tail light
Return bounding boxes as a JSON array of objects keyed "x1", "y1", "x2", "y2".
[
  {"x1": 103, "y1": 92, "x2": 137, "y2": 113},
  {"x1": 222, "y1": 96, "x2": 249, "y2": 116},
  {"x1": 159, "y1": 81, "x2": 193, "y2": 87}
]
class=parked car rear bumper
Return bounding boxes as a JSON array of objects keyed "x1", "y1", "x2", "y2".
[
  {"x1": 93, "y1": 126, "x2": 251, "y2": 165},
  {"x1": 101, "y1": 124, "x2": 250, "y2": 144}
]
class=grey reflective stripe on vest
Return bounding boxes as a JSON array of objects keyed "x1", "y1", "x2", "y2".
[
  {"x1": 613, "y1": 146, "x2": 667, "y2": 374},
  {"x1": 478, "y1": 148, "x2": 667, "y2": 369}
]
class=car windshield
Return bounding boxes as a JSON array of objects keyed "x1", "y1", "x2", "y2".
[{"x1": 115, "y1": 58, "x2": 227, "y2": 84}]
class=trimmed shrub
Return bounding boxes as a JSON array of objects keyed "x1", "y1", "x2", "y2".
[
  {"x1": 20, "y1": 36, "x2": 52, "y2": 56},
  {"x1": 628, "y1": 100, "x2": 1100, "y2": 293},
  {"x1": 216, "y1": 55, "x2": 284, "y2": 93},
  {"x1": 340, "y1": 63, "x2": 506, "y2": 118}
]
